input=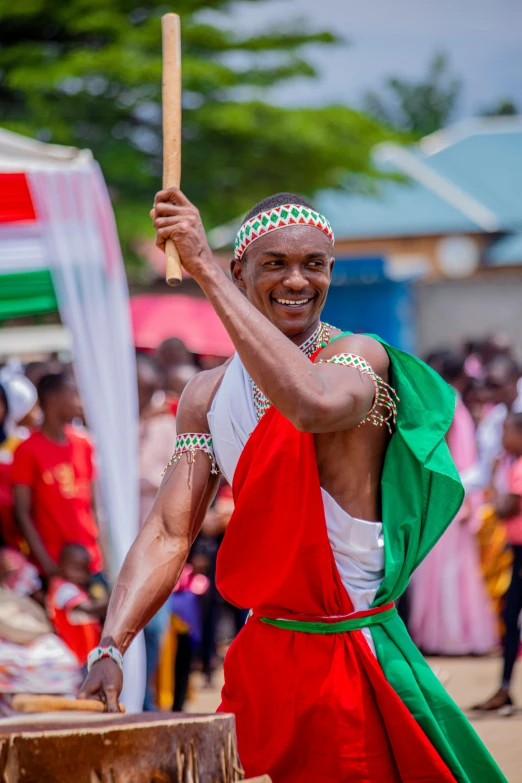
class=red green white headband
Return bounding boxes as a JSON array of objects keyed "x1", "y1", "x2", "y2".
[{"x1": 234, "y1": 204, "x2": 335, "y2": 261}]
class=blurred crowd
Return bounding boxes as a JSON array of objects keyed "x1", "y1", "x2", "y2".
[
  {"x1": 405, "y1": 333, "x2": 522, "y2": 712},
  {"x1": 0, "y1": 338, "x2": 237, "y2": 715},
  {"x1": 0, "y1": 331, "x2": 521, "y2": 715}
]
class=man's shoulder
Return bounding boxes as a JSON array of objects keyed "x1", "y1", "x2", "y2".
[
  {"x1": 315, "y1": 333, "x2": 389, "y2": 377},
  {"x1": 176, "y1": 361, "x2": 231, "y2": 432}
]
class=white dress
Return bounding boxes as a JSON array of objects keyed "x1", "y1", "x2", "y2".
[{"x1": 207, "y1": 353, "x2": 385, "y2": 652}]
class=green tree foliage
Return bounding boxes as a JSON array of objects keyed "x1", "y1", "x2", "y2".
[
  {"x1": 0, "y1": 0, "x2": 393, "y2": 271},
  {"x1": 364, "y1": 52, "x2": 461, "y2": 137}
]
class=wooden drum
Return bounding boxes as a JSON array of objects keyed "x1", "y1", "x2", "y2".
[{"x1": 0, "y1": 711, "x2": 246, "y2": 783}]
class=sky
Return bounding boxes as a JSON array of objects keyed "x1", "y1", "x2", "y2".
[{"x1": 206, "y1": 0, "x2": 522, "y2": 119}]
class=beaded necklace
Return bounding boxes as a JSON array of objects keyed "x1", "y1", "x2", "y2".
[{"x1": 250, "y1": 322, "x2": 334, "y2": 421}]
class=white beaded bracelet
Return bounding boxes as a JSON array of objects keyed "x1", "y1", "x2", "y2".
[{"x1": 87, "y1": 645, "x2": 124, "y2": 673}]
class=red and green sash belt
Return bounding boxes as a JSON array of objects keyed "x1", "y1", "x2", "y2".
[{"x1": 259, "y1": 603, "x2": 396, "y2": 634}]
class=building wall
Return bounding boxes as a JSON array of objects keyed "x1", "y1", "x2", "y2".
[
  {"x1": 415, "y1": 269, "x2": 522, "y2": 360},
  {"x1": 335, "y1": 233, "x2": 490, "y2": 279}
]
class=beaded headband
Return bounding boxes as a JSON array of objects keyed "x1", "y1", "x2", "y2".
[{"x1": 234, "y1": 204, "x2": 335, "y2": 261}]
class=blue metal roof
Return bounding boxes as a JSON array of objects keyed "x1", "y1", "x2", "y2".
[
  {"x1": 316, "y1": 180, "x2": 481, "y2": 240},
  {"x1": 485, "y1": 233, "x2": 522, "y2": 266},
  {"x1": 425, "y1": 132, "x2": 522, "y2": 231},
  {"x1": 316, "y1": 119, "x2": 522, "y2": 240}
]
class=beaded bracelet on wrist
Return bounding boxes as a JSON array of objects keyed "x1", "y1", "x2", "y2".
[
  {"x1": 87, "y1": 645, "x2": 123, "y2": 673},
  {"x1": 165, "y1": 433, "x2": 221, "y2": 475},
  {"x1": 317, "y1": 352, "x2": 399, "y2": 433}
]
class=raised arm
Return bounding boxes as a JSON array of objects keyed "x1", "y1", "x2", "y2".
[
  {"x1": 78, "y1": 370, "x2": 221, "y2": 710},
  {"x1": 151, "y1": 189, "x2": 389, "y2": 433}
]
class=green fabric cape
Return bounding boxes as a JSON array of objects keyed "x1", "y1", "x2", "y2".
[{"x1": 332, "y1": 333, "x2": 507, "y2": 783}]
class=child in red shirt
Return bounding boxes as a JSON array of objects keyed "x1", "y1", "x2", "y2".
[
  {"x1": 11, "y1": 372, "x2": 102, "y2": 576},
  {"x1": 47, "y1": 544, "x2": 107, "y2": 666}
]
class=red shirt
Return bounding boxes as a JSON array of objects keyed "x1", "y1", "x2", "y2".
[
  {"x1": 11, "y1": 427, "x2": 102, "y2": 572},
  {"x1": 47, "y1": 577, "x2": 102, "y2": 665}
]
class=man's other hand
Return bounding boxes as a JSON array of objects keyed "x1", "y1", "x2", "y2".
[{"x1": 78, "y1": 659, "x2": 123, "y2": 713}]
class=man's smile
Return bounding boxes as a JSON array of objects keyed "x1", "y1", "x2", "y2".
[{"x1": 271, "y1": 296, "x2": 315, "y2": 309}]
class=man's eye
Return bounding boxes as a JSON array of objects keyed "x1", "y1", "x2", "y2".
[{"x1": 307, "y1": 260, "x2": 324, "y2": 268}]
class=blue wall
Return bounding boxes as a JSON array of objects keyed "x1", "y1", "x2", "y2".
[{"x1": 322, "y1": 258, "x2": 416, "y2": 354}]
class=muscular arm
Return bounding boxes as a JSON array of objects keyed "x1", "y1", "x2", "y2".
[
  {"x1": 13, "y1": 485, "x2": 58, "y2": 576},
  {"x1": 79, "y1": 370, "x2": 221, "y2": 708},
  {"x1": 152, "y1": 189, "x2": 388, "y2": 433}
]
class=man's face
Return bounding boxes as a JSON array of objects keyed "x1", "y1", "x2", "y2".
[{"x1": 231, "y1": 226, "x2": 334, "y2": 339}]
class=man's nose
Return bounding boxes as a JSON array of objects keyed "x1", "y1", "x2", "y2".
[{"x1": 282, "y1": 265, "x2": 308, "y2": 290}]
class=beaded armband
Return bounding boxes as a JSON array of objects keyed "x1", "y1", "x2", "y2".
[
  {"x1": 165, "y1": 433, "x2": 220, "y2": 475},
  {"x1": 317, "y1": 353, "x2": 399, "y2": 433}
]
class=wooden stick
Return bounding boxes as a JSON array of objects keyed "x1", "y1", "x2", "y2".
[
  {"x1": 162, "y1": 12, "x2": 183, "y2": 287},
  {"x1": 12, "y1": 694, "x2": 126, "y2": 714}
]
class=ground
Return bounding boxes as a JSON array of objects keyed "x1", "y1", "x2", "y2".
[{"x1": 186, "y1": 655, "x2": 522, "y2": 782}]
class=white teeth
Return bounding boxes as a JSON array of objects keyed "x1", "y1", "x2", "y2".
[{"x1": 275, "y1": 298, "x2": 310, "y2": 306}]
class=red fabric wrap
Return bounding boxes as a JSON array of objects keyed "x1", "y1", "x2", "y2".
[{"x1": 216, "y1": 406, "x2": 455, "y2": 782}]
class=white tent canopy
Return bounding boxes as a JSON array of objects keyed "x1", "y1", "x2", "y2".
[
  {"x1": 0, "y1": 129, "x2": 144, "y2": 711},
  {"x1": 0, "y1": 127, "x2": 93, "y2": 171}
]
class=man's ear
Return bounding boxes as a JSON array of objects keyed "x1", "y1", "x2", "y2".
[
  {"x1": 329, "y1": 256, "x2": 335, "y2": 278},
  {"x1": 230, "y1": 258, "x2": 247, "y2": 291}
]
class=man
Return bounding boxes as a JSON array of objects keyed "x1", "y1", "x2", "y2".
[
  {"x1": 462, "y1": 355, "x2": 522, "y2": 493},
  {"x1": 81, "y1": 190, "x2": 505, "y2": 782},
  {"x1": 12, "y1": 372, "x2": 102, "y2": 578}
]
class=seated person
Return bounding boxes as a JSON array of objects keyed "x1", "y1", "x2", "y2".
[
  {"x1": 47, "y1": 544, "x2": 107, "y2": 668},
  {"x1": 0, "y1": 547, "x2": 81, "y2": 715}
]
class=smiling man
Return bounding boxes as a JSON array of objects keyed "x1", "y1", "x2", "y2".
[{"x1": 80, "y1": 189, "x2": 506, "y2": 783}]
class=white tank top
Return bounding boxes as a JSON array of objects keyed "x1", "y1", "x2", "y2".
[{"x1": 207, "y1": 353, "x2": 384, "y2": 652}]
